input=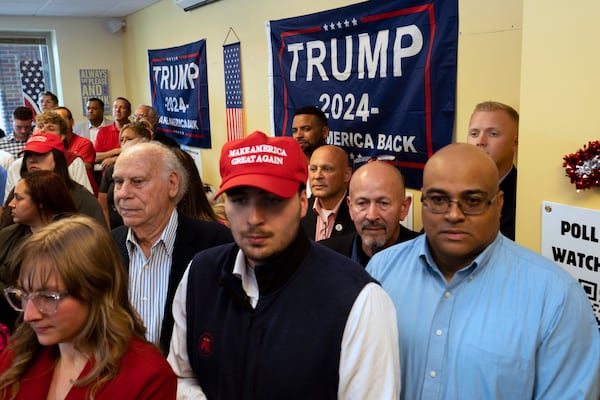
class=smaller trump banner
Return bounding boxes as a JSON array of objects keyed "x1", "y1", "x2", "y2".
[
  {"x1": 541, "y1": 201, "x2": 600, "y2": 327},
  {"x1": 148, "y1": 39, "x2": 212, "y2": 148}
]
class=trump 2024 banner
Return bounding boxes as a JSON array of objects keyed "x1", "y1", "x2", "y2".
[
  {"x1": 268, "y1": 0, "x2": 458, "y2": 188},
  {"x1": 148, "y1": 39, "x2": 211, "y2": 148}
]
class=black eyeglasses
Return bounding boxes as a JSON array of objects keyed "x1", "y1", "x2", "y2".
[
  {"x1": 421, "y1": 192, "x2": 498, "y2": 216},
  {"x1": 3, "y1": 287, "x2": 69, "y2": 315}
]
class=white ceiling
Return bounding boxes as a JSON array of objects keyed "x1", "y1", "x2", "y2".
[{"x1": 0, "y1": 0, "x2": 162, "y2": 18}]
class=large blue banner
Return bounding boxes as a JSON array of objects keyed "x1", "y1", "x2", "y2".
[
  {"x1": 268, "y1": 0, "x2": 458, "y2": 188},
  {"x1": 148, "y1": 39, "x2": 211, "y2": 148}
]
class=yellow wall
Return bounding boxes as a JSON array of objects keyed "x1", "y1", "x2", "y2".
[
  {"x1": 0, "y1": 16, "x2": 126, "y2": 121},
  {"x1": 3, "y1": 0, "x2": 544, "y2": 245},
  {"x1": 518, "y1": 0, "x2": 600, "y2": 250},
  {"x1": 122, "y1": 0, "x2": 358, "y2": 189},
  {"x1": 121, "y1": 0, "x2": 524, "y2": 233}
]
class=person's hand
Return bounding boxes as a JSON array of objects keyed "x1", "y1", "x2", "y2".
[{"x1": 101, "y1": 155, "x2": 118, "y2": 169}]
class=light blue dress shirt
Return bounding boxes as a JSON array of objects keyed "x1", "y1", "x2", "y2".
[{"x1": 367, "y1": 233, "x2": 600, "y2": 399}]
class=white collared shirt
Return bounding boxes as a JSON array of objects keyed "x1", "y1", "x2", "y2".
[
  {"x1": 127, "y1": 210, "x2": 178, "y2": 346},
  {"x1": 74, "y1": 117, "x2": 113, "y2": 143}
]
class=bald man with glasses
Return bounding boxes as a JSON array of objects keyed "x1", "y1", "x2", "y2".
[{"x1": 367, "y1": 143, "x2": 600, "y2": 400}]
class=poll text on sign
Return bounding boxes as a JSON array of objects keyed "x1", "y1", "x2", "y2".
[{"x1": 541, "y1": 201, "x2": 600, "y2": 327}]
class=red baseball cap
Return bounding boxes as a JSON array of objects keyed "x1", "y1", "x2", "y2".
[
  {"x1": 216, "y1": 131, "x2": 307, "y2": 199},
  {"x1": 21, "y1": 132, "x2": 64, "y2": 154}
]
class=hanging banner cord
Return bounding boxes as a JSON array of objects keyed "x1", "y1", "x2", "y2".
[{"x1": 223, "y1": 27, "x2": 240, "y2": 46}]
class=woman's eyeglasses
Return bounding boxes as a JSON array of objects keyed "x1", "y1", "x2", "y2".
[{"x1": 3, "y1": 287, "x2": 69, "y2": 315}]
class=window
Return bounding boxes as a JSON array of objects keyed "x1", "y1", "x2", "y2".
[{"x1": 0, "y1": 32, "x2": 55, "y2": 135}]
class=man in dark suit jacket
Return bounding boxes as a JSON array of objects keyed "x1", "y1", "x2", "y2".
[
  {"x1": 467, "y1": 101, "x2": 519, "y2": 240},
  {"x1": 499, "y1": 166, "x2": 517, "y2": 240},
  {"x1": 301, "y1": 144, "x2": 355, "y2": 241},
  {"x1": 111, "y1": 142, "x2": 232, "y2": 355},
  {"x1": 321, "y1": 161, "x2": 418, "y2": 266},
  {"x1": 302, "y1": 194, "x2": 355, "y2": 240}
]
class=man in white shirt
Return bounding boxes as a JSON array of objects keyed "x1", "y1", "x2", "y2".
[{"x1": 73, "y1": 97, "x2": 112, "y2": 143}]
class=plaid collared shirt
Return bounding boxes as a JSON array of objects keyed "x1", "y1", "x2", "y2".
[{"x1": 0, "y1": 134, "x2": 30, "y2": 158}]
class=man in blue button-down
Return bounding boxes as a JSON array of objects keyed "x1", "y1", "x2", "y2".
[{"x1": 368, "y1": 143, "x2": 600, "y2": 399}]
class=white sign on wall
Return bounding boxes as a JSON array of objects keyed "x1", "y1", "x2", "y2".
[{"x1": 541, "y1": 201, "x2": 600, "y2": 326}]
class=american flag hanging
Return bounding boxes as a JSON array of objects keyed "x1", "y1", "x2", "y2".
[
  {"x1": 223, "y1": 42, "x2": 244, "y2": 141},
  {"x1": 20, "y1": 60, "x2": 44, "y2": 115}
]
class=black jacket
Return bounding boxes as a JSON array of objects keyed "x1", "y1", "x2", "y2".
[
  {"x1": 320, "y1": 225, "x2": 420, "y2": 266},
  {"x1": 300, "y1": 194, "x2": 355, "y2": 241},
  {"x1": 111, "y1": 215, "x2": 233, "y2": 354},
  {"x1": 500, "y1": 166, "x2": 517, "y2": 240}
]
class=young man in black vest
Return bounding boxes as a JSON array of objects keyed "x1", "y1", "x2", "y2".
[{"x1": 167, "y1": 131, "x2": 400, "y2": 399}]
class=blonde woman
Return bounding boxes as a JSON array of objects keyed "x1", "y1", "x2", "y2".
[{"x1": 0, "y1": 216, "x2": 176, "y2": 399}]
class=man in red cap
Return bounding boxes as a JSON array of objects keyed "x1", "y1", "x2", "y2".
[{"x1": 167, "y1": 131, "x2": 400, "y2": 399}]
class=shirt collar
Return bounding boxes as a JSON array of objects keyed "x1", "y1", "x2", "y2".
[
  {"x1": 233, "y1": 249, "x2": 259, "y2": 307},
  {"x1": 90, "y1": 117, "x2": 110, "y2": 129},
  {"x1": 499, "y1": 165, "x2": 514, "y2": 184},
  {"x1": 126, "y1": 209, "x2": 179, "y2": 255},
  {"x1": 8, "y1": 132, "x2": 31, "y2": 143},
  {"x1": 312, "y1": 192, "x2": 346, "y2": 215},
  {"x1": 418, "y1": 232, "x2": 502, "y2": 287}
]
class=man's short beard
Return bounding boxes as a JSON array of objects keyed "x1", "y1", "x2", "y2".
[{"x1": 362, "y1": 236, "x2": 387, "y2": 256}]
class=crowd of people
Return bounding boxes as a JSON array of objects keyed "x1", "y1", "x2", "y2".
[{"x1": 0, "y1": 98, "x2": 597, "y2": 399}]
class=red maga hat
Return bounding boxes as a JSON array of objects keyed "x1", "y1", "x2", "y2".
[
  {"x1": 216, "y1": 131, "x2": 307, "y2": 199},
  {"x1": 21, "y1": 132, "x2": 64, "y2": 154}
]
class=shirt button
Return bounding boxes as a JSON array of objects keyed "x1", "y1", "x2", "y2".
[
  {"x1": 430, "y1": 370, "x2": 437, "y2": 378},
  {"x1": 436, "y1": 329, "x2": 443, "y2": 336},
  {"x1": 444, "y1": 291, "x2": 451, "y2": 298},
  {"x1": 142, "y1": 297, "x2": 148, "y2": 302}
]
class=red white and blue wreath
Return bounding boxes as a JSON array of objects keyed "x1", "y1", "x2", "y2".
[{"x1": 563, "y1": 140, "x2": 600, "y2": 191}]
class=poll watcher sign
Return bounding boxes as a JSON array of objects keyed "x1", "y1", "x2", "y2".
[
  {"x1": 541, "y1": 201, "x2": 600, "y2": 326},
  {"x1": 267, "y1": 0, "x2": 458, "y2": 189}
]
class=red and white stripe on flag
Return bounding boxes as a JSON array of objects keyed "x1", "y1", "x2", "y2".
[
  {"x1": 20, "y1": 60, "x2": 44, "y2": 117},
  {"x1": 224, "y1": 42, "x2": 244, "y2": 141},
  {"x1": 226, "y1": 107, "x2": 243, "y2": 142}
]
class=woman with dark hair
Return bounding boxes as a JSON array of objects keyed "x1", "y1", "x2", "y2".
[
  {"x1": 0, "y1": 216, "x2": 176, "y2": 399},
  {"x1": 0, "y1": 170, "x2": 78, "y2": 333},
  {"x1": 1, "y1": 133, "x2": 105, "y2": 229},
  {"x1": 172, "y1": 148, "x2": 218, "y2": 223}
]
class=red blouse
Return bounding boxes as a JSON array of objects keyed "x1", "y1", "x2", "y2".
[{"x1": 0, "y1": 337, "x2": 176, "y2": 399}]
